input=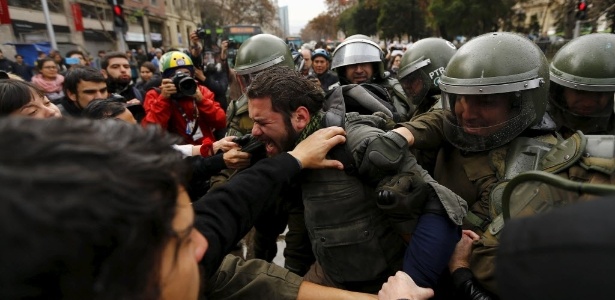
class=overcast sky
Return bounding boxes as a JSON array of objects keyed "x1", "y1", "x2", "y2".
[{"x1": 277, "y1": 0, "x2": 327, "y2": 35}]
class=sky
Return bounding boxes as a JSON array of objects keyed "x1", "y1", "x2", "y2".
[{"x1": 277, "y1": 0, "x2": 328, "y2": 35}]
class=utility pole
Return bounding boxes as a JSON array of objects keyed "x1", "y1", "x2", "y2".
[{"x1": 41, "y1": 0, "x2": 58, "y2": 49}]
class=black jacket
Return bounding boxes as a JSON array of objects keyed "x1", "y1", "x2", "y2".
[{"x1": 194, "y1": 153, "x2": 301, "y2": 279}]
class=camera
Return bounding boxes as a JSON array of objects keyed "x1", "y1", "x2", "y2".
[
  {"x1": 171, "y1": 71, "x2": 197, "y2": 97},
  {"x1": 227, "y1": 39, "x2": 238, "y2": 49},
  {"x1": 196, "y1": 26, "x2": 208, "y2": 40}
]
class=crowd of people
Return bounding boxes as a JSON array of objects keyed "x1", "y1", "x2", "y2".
[{"x1": 0, "y1": 29, "x2": 613, "y2": 300}]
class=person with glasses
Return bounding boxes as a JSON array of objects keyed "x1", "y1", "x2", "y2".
[{"x1": 31, "y1": 57, "x2": 64, "y2": 103}]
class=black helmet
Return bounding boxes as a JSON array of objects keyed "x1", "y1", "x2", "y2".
[
  {"x1": 548, "y1": 33, "x2": 615, "y2": 134},
  {"x1": 440, "y1": 32, "x2": 549, "y2": 152}
]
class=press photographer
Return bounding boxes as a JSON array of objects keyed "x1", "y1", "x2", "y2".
[
  {"x1": 190, "y1": 29, "x2": 230, "y2": 118},
  {"x1": 142, "y1": 51, "x2": 226, "y2": 156}
]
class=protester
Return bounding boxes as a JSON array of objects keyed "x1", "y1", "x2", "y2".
[
  {"x1": 31, "y1": 57, "x2": 64, "y2": 103},
  {"x1": 0, "y1": 79, "x2": 61, "y2": 118},
  {"x1": 0, "y1": 117, "x2": 376, "y2": 300}
]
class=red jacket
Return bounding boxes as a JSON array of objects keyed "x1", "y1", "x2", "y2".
[{"x1": 142, "y1": 85, "x2": 226, "y2": 154}]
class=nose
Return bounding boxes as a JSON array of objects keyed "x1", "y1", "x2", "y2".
[
  {"x1": 192, "y1": 229, "x2": 208, "y2": 263},
  {"x1": 458, "y1": 96, "x2": 477, "y2": 120},
  {"x1": 251, "y1": 123, "x2": 262, "y2": 136},
  {"x1": 44, "y1": 105, "x2": 59, "y2": 118}
]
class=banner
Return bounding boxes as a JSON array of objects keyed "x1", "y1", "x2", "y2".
[
  {"x1": 71, "y1": 3, "x2": 84, "y2": 32},
  {"x1": 0, "y1": 0, "x2": 11, "y2": 24}
]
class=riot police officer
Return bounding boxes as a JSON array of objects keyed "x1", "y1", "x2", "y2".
[
  {"x1": 331, "y1": 35, "x2": 414, "y2": 121},
  {"x1": 397, "y1": 38, "x2": 457, "y2": 118},
  {"x1": 548, "y1": 33, "x2": 615, "y2": 135}
]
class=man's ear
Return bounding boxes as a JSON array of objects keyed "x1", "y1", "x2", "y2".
[
  {"x1": 66, "y1": 89, "x2": 78, "y2": 102},
  {"x1": 101, "y1": 69, "x2": 108, "y2": 79},
  {"x1": 292, "y1": 106, "x2": 310, "y2": 131}
]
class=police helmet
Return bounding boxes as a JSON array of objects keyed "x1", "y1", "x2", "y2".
[
  {"x1": 548, "y1": 33, "x2": 615, "y2": 134},
  {"x1": 331, "y1": 35, "x2": 386, "y2": 82},
  {"x1": 440, "y1": 32, "x2": 549, "y2": 152},
  {"x1": 234, "y1": 34, "x2": 294, "y2": 92},
  {"x1": 398, "y1": 38, "x2": 457, "y2": 105}
]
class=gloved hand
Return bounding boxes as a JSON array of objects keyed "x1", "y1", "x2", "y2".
[{"x1": 376, "y1": 172, "x2": 430, "y2": 238}]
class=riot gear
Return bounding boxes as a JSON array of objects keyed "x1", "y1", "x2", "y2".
[
  {"x1": 331, "y1": 35, "x2": 387, "y2": 82},
  {"x1": 233, "y1": 34, "x2": 295, "y2": 93},
  {"x1": 440, "y1": 32, "x2": 549, "y2": 152},
  {"x1": 549, "y1": 33, "x2": 615, "y2": 134},
  {"x1": 398, "y1": 38, "x2": 456, "y2": 106}
]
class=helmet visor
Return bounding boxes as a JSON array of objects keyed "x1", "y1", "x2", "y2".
[
  {"x1": 331, "y1": 42, "x2": 382, "y2": 70},
  {"x1": 442, "y1": 91, "x2": 536, "y2": 152},
  {"x1": 548, "y1": 84, "x2": 614, "y2": 133},
  {"x1": 236, "y1": 72, "x2": 261, "y2": 94},
  {"x1": 399, "y1": 70, "x2": 430, "y2": 105}
]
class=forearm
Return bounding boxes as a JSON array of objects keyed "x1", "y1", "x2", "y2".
[
  {"x1": 196, "y1": 153, "x2": 301, "y2": 277},
  {"x1": 395, "y1": 110, "x2": 446, "y2": 150}
]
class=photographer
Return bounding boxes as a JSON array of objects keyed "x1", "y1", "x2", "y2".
[
  {"x1": 142, "y1": 51, "x2": 226, "y2": 156},
  {"x1": 189, "y1": 31, "x2": 230, "y2": 113}
]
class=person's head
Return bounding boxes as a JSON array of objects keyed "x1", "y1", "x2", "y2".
[
  {"x1": 50, "y1": 51, "x2": 63, "y2": 64},
  {"x1": 66, "y1": 50, "x2": 89, "y2": 66},
  {"x1": 331, "y1": 34, "x2": 386, "y2": 84},
  {"x1": 548, "y1": 33, "x2": 615, "y2": 134},
  {"x1": 140, "y1": 61, "x2": 157, "y2": 82},
  {"x1": 398, "y1": 38, "x2": 457, "y2": 106},
  {"x1": 300, "y1": 48, "x2": 312, "y2": 71},
  {"x1": 159, "y1": 51, "x2": 194, "y2": 79},
  {"x1": 0, "y1": 79, "x2": 61, "y2": 118},
  {"x1": 155, "y1": 48, "x2": 163, "y2": 58},
  {"x1": 247, "y1": 66, "x2": 324, "y2": 157},
  {"x1": 36, "y1": 57, "x2": 59, "y2": 79},
  {"x1": 37, "y1": 51, "x2": 46, "y2": 59},
  {"x1": 311, "y1": 48, "x2": 331, "y2": 75},
  {"x1": 390, "y1": 54, "x2": 402, "y2": 70},
  {"x1": 234, "y1": 34, "x2": 295, "y2": 93},
  {"x1": 82, "y1": 98, "x2": 137, "y2": 124},
  {"x1": 14, "y1": 54, "x2": 23, "y2": 64},
  {"x1": 101, "y1": 52, "x2": 131, "y2": 84},
  {"x1": 64, "y1": 66, "x2": 108, "y2": 110},
  {"x1": 0, "y1": 117, "x2": 206, "y2": 299},
  {"x1": 440, "y1": 32, "x2": 549, "y2": 152},
  {"x1": 98, "y1": 50, "x2": 106, "y2": 58}
]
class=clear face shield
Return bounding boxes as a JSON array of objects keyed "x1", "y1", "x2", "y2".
[
  {"x1": 548, "y1": 80, "x2": 615, "y2": 133},
  {"x1": 440, "y1": 78, "x2": 543, "y2": 152},
  {"x1": 235, "y1": 54, "x2": 286, "y2": 94},
  {"x1": 398, "y1": 58, "x2": 431, "y2": 105},
  {"x1": 331, "y1": 40, "x2": 383, "y2": 71}
]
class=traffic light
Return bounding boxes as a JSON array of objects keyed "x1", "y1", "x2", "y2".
[
  {"x1": 576, "y1": 0, "x2": 588, "y2": 20},
  {"x1": 112, "y1": 4, "x2": 125, "y2": 28}
]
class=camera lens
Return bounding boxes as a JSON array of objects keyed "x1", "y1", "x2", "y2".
[{"x1": 178, "y1": 77, "x2": 197, "y2": 96}]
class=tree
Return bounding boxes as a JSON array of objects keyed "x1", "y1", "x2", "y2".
[
  {"x1": 378, "y1": 0, "x2": 427, "y2": 42},
  {"x1": 429, "y1": 0, "x2": 517, "y2": 40},
  {"x1": 302, "y1": 13, "x2": 339, "y2": 42}
]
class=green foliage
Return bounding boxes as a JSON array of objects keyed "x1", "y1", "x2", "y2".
[
  {"x1": 337, "y1": 0, "x2": 378, "y2": 36},
  {"x1": 378, "y1": 0, "x2": 425, "y2": 40},
  {"x1": 429, "y1": 0, "x2": 516, "y2": 39}
]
